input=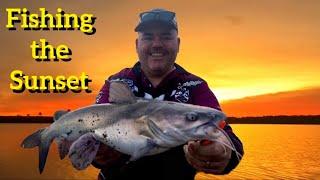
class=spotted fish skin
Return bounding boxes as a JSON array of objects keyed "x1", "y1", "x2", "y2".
[{"x1": 21, "y1": 82, "x2": 226, "y2": 173}]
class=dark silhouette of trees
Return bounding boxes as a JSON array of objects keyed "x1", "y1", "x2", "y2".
[{"x1": 0, "y1": 115, "x2": 319, "y2": 124}]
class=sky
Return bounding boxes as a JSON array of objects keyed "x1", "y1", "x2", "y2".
[{"x1": 0, "y1": 0, "x2": 319, "y2": 117}]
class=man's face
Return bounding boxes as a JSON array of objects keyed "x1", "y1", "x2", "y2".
[{"x1": 136, "y1": 25, "x2": 180, "y2": 77}]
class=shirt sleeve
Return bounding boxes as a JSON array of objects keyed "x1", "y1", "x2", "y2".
[
  {"x1": 96, "y1": 80, "x2": 110, "y2": 104},
  {"x1": 191, "y1": 81, "x2": 244, "y2": 174},
  {"x1": 191, "y1": 81, "x2": 222, "y2": 110}
]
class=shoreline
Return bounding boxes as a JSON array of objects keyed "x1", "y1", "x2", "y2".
[{"x1": 0, "y1": 115, "x2": 319, "y2": 124}]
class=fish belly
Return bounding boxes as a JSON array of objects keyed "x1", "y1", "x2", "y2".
[{"x1": 94, "y1": 121, "x2": 143, "y2": 156}]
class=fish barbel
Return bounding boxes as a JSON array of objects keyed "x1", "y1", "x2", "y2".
[{"x1": 21, "y1": 82, "x2": 235, "y2": 174}]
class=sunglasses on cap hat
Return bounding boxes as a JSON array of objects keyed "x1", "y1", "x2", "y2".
[{"x1": 135, "y1": 9, "x2": 178, "y2": 32}]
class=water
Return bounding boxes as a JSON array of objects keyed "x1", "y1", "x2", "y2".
[{"x1": 0, "y1": 124, "x2": 319, "y2": 179}]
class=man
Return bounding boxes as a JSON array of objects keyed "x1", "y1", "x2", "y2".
[{"x1": 93, "y1": 8, "x2": 243, "y2": 180}]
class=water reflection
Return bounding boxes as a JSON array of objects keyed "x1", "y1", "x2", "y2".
[{"x1": 0, "y1": 124, "x2": 319, "y2": 179}]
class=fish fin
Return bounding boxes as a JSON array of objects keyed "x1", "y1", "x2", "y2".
[
  {"x1": 53, "y1": 110, "x2": 69, "y2": 121},
  {"x1": 147, "y1": 119, "x2": 163, "y2": 139},
  {"x1": 129, "y1": 137, "x2": 157, "y2": 161},
  {"x1": 108, "y1": 82, "x2": 137, "y2": 104},
  {"x1": 57, "y1": 138, "x2": 72, "y2": 160},
  {"x1": 21, "y1": 128, "x2": 45, "y2": 148},
  {"x1": 68, "y1": 133, "x2": 100, "y2": 170},
  {"x1": 136, "y1": 116, "x2": 154, "y2": 137}
]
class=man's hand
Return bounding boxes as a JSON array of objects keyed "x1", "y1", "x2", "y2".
[{"x1": 183, "y1": 134, "x2": 232, "y2": 174}]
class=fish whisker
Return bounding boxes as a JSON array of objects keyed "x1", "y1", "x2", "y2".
[{"x1": 211, "y1": 125, "x2": 243, "y2": 161}]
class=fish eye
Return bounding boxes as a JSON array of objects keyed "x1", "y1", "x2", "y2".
[{"x1": 186, "y1": 112, "x2": 198, "y2": 121}]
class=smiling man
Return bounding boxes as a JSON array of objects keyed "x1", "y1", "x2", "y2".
[
  {"x1": 136, "y1": 23, "x2": 179, "y2": 86},
  {"x1": 92, "y1": 8, "x2": 244, "y2": 180}
]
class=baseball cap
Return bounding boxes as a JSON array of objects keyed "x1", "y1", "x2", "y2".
[{"x1": 134, "y1": 8, "x2": 178, "y2": 32}]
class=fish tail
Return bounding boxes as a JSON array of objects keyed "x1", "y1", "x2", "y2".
[
  {"x1": 39, "y1": 139, "x2": 51, "y2": 173},
  {"x1": 21, "y1": 128, "x2": 53, "y2": 174},
  {"x1": 21, "y1": 128, "x2": 45, "y2": 148}
]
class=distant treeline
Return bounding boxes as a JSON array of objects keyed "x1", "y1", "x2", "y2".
[
  {"x1": 227, "y1": 115, "x2": 320, "y2": 124},
  {"x1": 0, "y1": 115, "x2": 319, "y2": 124},
  {"x1": 0, "y1": 116, "x2": 53, "y2": 123}
]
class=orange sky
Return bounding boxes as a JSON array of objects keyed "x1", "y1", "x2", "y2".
[{"x1": 0, "y1": 0, "x2": 319, "y2": 117}]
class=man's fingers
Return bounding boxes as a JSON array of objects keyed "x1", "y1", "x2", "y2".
[
  {"x1": 186, "y1": 149, "x2": 228, "y2": 169},
  {"x1": 187, "y1": 141, "x2": 227, "y2": 161},
  {"x1": 184, "y1": 147, "x2": 228, "y2": 174},
  {"x1": 188, "y1": 136, "x2": 233, "y2": 161}
]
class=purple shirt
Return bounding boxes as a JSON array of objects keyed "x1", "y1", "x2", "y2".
[
  {"x1": 95, "y1": 62, "x2": 243, "y2": 179},
  {"x1": 97, "y1": 63, "x2": 221, "y2": 108}
]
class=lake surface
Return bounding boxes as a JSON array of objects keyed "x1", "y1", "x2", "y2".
[{"x1": 0, "y1": 124, "x2": 319, "y2": 179}]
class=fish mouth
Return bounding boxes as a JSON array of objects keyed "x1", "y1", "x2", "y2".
[
  {"x1": 192, "y1": 121, "x2": 221, "y2": 139},
  {"x1": 196, "y1": 121, "x2": 214, "y2": 131}
]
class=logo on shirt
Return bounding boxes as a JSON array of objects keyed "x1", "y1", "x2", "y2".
[{"x1": 170, "y1": 80, "x2": 203, "y2": 103}]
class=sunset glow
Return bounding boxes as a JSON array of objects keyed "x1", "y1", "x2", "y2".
[{"x1": 0, "y1": 1, "x2": 319, "y2": 117}]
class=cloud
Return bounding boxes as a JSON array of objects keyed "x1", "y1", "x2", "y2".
[{"x1": 221, "y1": 87, "x2": 320, "y2": 117}]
